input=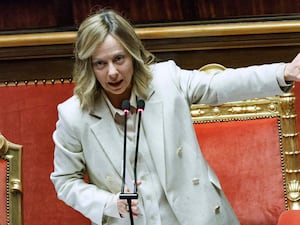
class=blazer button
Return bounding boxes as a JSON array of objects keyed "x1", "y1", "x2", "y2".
[
  {"x1": 192, "y1": 177, "x2": 200, "y2": 185},
  {"x1": 214, "y1": 205, "x2": 220, "y2": 214},
  {"x1": 176, "y1": 146, "x2": 183, "y2": 158}
]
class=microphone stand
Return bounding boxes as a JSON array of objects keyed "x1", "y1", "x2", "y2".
[
  {"x1": 120, "y1": 100, "x2": 138, "y2": 225},
  {"x1": 120, "y1": 100, "x2": 145, "y2": 225}
]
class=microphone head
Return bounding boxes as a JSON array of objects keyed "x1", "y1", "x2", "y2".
[
  {"x1": 137, "y1": 99, "x2": 145, "y2": 110},
  {"x1": 121, "y1": 100, "x2": 130, "y2": 112}
]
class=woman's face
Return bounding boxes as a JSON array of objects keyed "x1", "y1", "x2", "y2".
[{"x1": 92, "y1": 34, "x2": 134, "y2": 106}]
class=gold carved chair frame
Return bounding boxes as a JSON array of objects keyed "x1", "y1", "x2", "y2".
[
  {"x1": 0, "y1": 134, "x2": 22, "y2": 225},
  {"x1": 191, "y1": 64, "x2": 300, "y2": 210}
]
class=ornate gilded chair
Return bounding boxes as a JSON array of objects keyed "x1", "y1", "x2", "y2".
[
  {"x1": 0, "y1": 134, "x2": 22, "y2": 225},
  {"x1": 191, "y1": 64, "x2": 300, "y2": 225}
]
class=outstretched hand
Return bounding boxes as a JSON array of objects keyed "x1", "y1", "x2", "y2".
[{"x1": 284, "y1": 53, "x2": 300, "y2": 82}]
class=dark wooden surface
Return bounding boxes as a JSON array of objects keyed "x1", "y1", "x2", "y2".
[{"x1": 1, "y1": 0, "x2": 300, "y2": 33}]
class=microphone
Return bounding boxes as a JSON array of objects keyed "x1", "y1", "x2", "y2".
[
  {"x1": 120, "y1": 100, "x2": 130, "y2": 194},
  {"x1": 133, "y1": 99, "x2": 145, "y2": 193}
]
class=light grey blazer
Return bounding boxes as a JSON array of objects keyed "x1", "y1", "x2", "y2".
[{"x1": 50, "y1": 60, "x2": 287, "y2": 225}]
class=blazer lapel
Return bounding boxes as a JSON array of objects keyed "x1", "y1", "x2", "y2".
[{"x1": 89, "y1": 96, "x2": 127, "y2": 180}]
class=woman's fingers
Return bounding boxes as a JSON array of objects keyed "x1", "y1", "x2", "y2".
[
  {"x1": 117, "y1": 199, "x2": 129, "y2": 215},
  {"x1": 117, "y1": 198, "x2": 139, "y2": 217},
  {"x1": 118, "y1": 181, "x2": 141, "y2": 217}
]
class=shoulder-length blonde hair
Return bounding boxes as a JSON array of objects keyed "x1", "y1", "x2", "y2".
[{"x1": 73, "y1": 9, "x2": 156, "y2": 110}]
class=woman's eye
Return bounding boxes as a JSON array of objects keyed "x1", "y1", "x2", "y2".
[
  {"x1": 115, "y1": 55, "x2": 124, "y2": 63},
  {"x1": 93, "y1": 61, "x2": 105, "y2": 69}
]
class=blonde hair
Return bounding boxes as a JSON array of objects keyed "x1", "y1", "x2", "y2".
[{"x1": 73, "y1": 9, "x2": 156, "y2": 110}]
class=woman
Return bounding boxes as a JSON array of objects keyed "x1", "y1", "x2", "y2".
[{"x1": 50, "y1": 9, "x2": 300, "y2": 225}]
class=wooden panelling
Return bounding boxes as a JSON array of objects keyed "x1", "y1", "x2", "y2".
[
  {"x1": 0, "y1": 0, "x2": 74, "y2": 32},
  {"x1": 0, "y1": 20, "x2": 300, "y2": 134},
  {"x1": 1, "y1": 21, "x2": 300, "y2": 83},
  {"x1": 1, "y1": 0, "x2": 300, "y2": 33}
]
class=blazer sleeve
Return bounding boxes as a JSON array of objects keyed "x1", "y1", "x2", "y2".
[
  {"x1": 50, "y1": 98, "x2": 114, "y2": 225},
  {"x1": 155, "y1": 60, "x2": 288, "y2": 106}
]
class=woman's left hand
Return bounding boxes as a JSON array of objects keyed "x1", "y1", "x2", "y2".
[
  {"x1": 284, "y1": 53, "x2": 300, "y2": 82},
  {"x1": 117, "y1": 181, "x2": 141, "y2": 218}
]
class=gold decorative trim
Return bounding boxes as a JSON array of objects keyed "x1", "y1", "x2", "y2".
[
  {"x1": 191, "y1": 97, "x2": 281, "y2": 121},
  {"x1": 287, "y1": 180, "x2": 300, "y2": 209},
  {"x1": 286, "y1": 150, "x2": 300, "y2": 155},
  {"x1": 0, "y1": 134, "x2": 23, "y2": 225},
  {"x1": 0, "y1": 78, "x2": 73, "y2": 87},
  {"x1": 0, "y1": 31, "x2": 76, "y2": 47},
  {"x1": 137, "y1": 20, "x2": 300, "y2": 39},
  {"x1": 1, "y1": 20, "x2": 300, "y2": 47}
]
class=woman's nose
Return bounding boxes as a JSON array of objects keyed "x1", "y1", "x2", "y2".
[{"x1": 107, "y1": 63, "x2": 118, "y2": 78}]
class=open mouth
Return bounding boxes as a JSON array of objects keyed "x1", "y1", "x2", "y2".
[{"x1": 109, "y1": 80, "x2": 123, "y2": 88}]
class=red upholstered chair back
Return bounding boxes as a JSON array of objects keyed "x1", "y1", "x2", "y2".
[
  {"x1": 192, "y1": 64, "x2": 300, "y2": 225},
  {"x1": 277, "y1": 210, "x2": 300, "y2": 225},
  {"x1": 0, "y1": 134, "x2": 22, "y2": 225},
  {"x1": 0, "y1": 83, "x2": 90, "y2": 225}
]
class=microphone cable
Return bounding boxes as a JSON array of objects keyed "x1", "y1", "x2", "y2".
[
  {"x1": 133, "y1": 99, "x2": 145, "y2": 193},
  {"x1": 121, "y1": 99, "x2": 130, "y2": 194}
]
